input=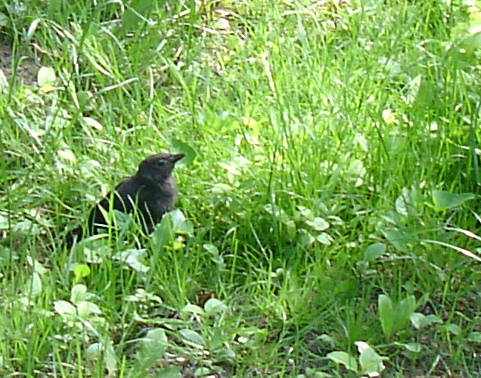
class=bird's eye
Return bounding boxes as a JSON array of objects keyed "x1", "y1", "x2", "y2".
[{"x1": 157, "y1": 159, "x2": 166, "y2": 166}]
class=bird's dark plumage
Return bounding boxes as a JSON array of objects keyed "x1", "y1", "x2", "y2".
[{"x1": 66, "y1": 153, "x2": 184, "y2": 246}]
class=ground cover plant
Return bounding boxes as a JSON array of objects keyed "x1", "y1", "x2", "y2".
[{"x1": 0, "y1": 0, "x2": 480, "y2": 376}]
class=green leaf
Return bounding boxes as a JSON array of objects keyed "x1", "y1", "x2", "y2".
[
  {"x1": 204, "y1": 298, "x2": 228, "y2": 317},
  {"x1": 356, "y1": 343, "x2": 386, "y2": 375},
  {"x1": 77, "y1": 301, "x2": 101, "y2": 319},
  {"x1": 151, "y1": 214, "x2": 174, "y2": 250},
  {"x1": 382, "y1": 229, "x2": 416, "y2": 252},
  {"x1": 54, "y1": 300, "x2": 77, "y2": 323},
  {"x1": 215, "y1": 347, "x2": 236, "y2": 359},
  {"x1": 37, "y1": 66, "x2": 56, "y2": 92},
  {"x1": 431, "y1": 190, "x2": 474, "y2": 209},
  {"x1": 169, "y1": 209, "x2": 194, "y2": 234},
  {"x1": 85, "y1": 343, "x2": 102, "y2": 360},
  {"x1": 447, "y1": 323, "x2": 462, "y2": 335},
  {"x1": 74, "y1": 264, "x2": 90, "y2": 282},
  {"x1": 467, "y1": 332, "x2": 481, "y2": 342},
  {"x1": 298, "y1": 228, "x2": 315, "y2": 246},
  {"x1": 171, "y1": 139, "x2": 197, "y2": 166},
  {"x1": 104, "y1": 340, "x2": 118, "y2": 376},
  {"x1": 210, "y1": 327, "x2": 224, "y2": 350},
  {"x1": 179, "y1": 329, "x2": 206, "y2": 347},
  {"x1": 153, "y1": 366, "x2": 182, "y2": 378},
  {"x1": 393, "y1": 295, "x2": 416, "y2": 331},
  {"x1": 85, "y1": 342, "x2": 117, "y2": 376},
  {"x1": 364, "y1": 242, "x2": 386, "y2": 261},
  {"x1": 402, "y1": 342, "x2": 422, "y2": 352},
  {"x1": 141, "y1": 328, "x2": 168, "y2": 357},
  {"x1": 326, "y1": 351, "x2": 358, "y2": 372},
  {"x1": 71, "y1": 284, "x2": 88, "y2": 304},
  {"x1": 133, "y1": 328, "x2": 169, "y2": 374},
  {"x1": 378, "y1": 294, "x2": 394, "y2": 340},
  {"x1": 306, "y1": 217, "x2": 329, "y2": 231},
  {"x1": 410, "y1": 313, "x2": 442, "y2": 329},
  {"x1": 181, "y1": 304, "x2": 205, "y2": 315},
  {"x1": 315, "y1": 232, "x2": 333, "y2": 245},
  {"x1": 113, "y1": 249, "x2": 150, "y2": 273},
  {"x1": 0, "y1": 12, "x2": 9, "y2": 28},
  {"x1": 203, "y1": 244, "x2": 219, "y2": 256}
]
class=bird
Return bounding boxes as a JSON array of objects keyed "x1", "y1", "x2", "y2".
[{"x1": 66, "y1": 153, "x2": 185, "y2": 246}]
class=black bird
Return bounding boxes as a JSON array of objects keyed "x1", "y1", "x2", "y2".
[{"x1": 66, "y1": 153, "x2": 185, "y2": 246}]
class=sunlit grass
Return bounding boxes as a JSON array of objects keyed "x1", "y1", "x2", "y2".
[{"x1": 1, "y1": 0, "x2": 480, "y2": 376}]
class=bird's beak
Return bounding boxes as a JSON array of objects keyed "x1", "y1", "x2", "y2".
[{"x1": 170, "y1": 153, "x2": 185, "y2": 163}]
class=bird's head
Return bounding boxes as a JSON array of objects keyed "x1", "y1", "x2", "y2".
[{"x1": 137, "y1": 153, "x2": 185, "y2": 184}]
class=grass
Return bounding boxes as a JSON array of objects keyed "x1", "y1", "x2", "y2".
[{"x1": 1, "y1": 0, "x2": 481, "y2": 376}]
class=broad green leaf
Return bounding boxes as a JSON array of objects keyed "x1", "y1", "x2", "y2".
[
  {"x1": 402, "y1": 342, "x2": 422, "y2": 352},
  {"x1": 467, "y1": 332, "x2": 481, "y2": 342},
  {"x1": 383, "y1": 229, "x2": 411, "y2": 252},
  {"x1": 171, "y1": 139, "x2": 197, "y2": 165},
  {"x1": 38, "y1": 66, "x2": 56, "y2": 92},
  {"x1": 326, "y1": 351, "x2": 358, "y2": 372},
  {"x1": 104, "y1": 340, "x2": 118, "y2": 376},
  {"x1": 77, "y1": 301, "x2": 101, "y2": 319},
  {"x1": 181, "y1": 304, "x2": 205, "y2": 315},
  {"x1": 85, "y1": 343, "x2": 102, "y2": 360},
  {"x1": 170, "y1": 209, "x2": 194, "y2": 234},
  {"x1": 71, "y1": 284, "x2": 88, "y2": 304},
  {"x1": 0, "y1": 12, "x2": 8, "y2": 28},
  {"x1": 133, "y1": 328, "x2": 169, "y2": 373},
  {"x1": 151, "y1": 214, "x2": 174, "y2": 250},
  {"x1": 58, "y1": 149, "x2": 77, "y2": 164},
  {"x1": 447, "y1": 323, "x2": 462, "y2": 335},
  {"x1": 306, "y1": 217, "x2": 329, "y2": 231},
  {"x1": 298, "y1": 228, "x2": 315, "y2": 246},
  {"x1": 179, "y1": 329, "x2": 206, "y2": 347},
  {"x1": 432, "y1": 190, "x2": 474, "y2": 209},
  {"x1": 113, "y1": 249, "x2": 150, "y2": 273},
  {"x1": 393, "y1": 295, "x2": 416, "y2": 330},
  {"x1": 141, "y1": 328, "x2": 168, "y2": 357},
  {"x1": 297, "y1": 206, "x2": 313, "y2": 219},
  {"x1": 410, "y1": 313, "x2": 442, "y2": 329},
  {"x1": 364, "y1": 243, "x2": 386, "y2": 261},
  {"x1": 194, "y1": 367, "x2": 211, "y2": 376},
  {"x1": 204, "y1": 298, "x2": 228, "y2": 317},
  {"x1": 74, "y1": 264, "x2": 91, "y2": 282},
  {"x1": 83, "y1": 116, "x2": 103, "y2": 130},
  {"x1": 315, "y1": 232, "x2": 333, "y2": 245},
  {"x1": 54, "y1": 300, "x2": 77, "y2": 324},
  {"x1": 54, "y1": 300, "x2": 76, "y2": 315},
  {"x1": 356, "y1": 343, "x2": 386, "y2": 375},
  {"x1": 285, "y1": 220, "x2": 297, "y2": 241},
  {"x1": 203, "y1": 244, "x2": 219, "y2": 256},
  {"x1": 153, "y1": 366, "x2": 182, "y2": 378},
  {"x1": 215, "y1": 347, "x2": 236, "y2": 359},
  {"x1": 85, "y1": 342, "x2": 117, "y2": 376},
  {"x1": 378, "y1": 294, "x2": 394, "y2": 339}
]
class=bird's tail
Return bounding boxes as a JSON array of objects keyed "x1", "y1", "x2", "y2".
[{"x1": 65, "y1": 226, "x2": 84, "y2": 248}]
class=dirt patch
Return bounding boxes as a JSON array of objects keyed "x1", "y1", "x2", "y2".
[{"x1": 0, "y1": 38, "x2": 39, "y2": 87}]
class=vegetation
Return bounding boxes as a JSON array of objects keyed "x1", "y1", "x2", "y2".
[{"x1": 1, "y1": 0, "x2": 480, "y2": 376}]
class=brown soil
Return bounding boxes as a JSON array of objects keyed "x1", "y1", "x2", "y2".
[{"x1": 0, "y1": 38, "x2": 39, "y2": 87}]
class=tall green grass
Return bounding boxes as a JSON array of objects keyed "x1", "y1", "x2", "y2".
[{"x1": 1, "y1": 0, "x2": 480, "y2": 376}]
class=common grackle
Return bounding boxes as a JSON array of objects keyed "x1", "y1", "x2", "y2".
[{"x1": 66, "y1": 153, "x2": 184, "y2": 246}]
